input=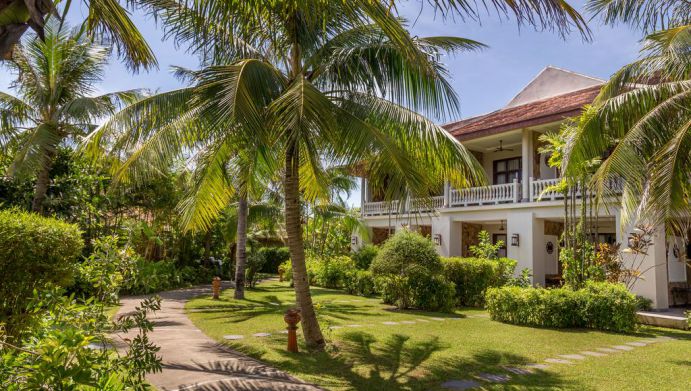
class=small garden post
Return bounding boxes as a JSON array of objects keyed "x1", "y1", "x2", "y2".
[
  {"x1": 212, "y1": 277, "x2": 221, "y2": 300},
  {"x1": 284, "y1": 308, "x2": 301, "y2": 353}
]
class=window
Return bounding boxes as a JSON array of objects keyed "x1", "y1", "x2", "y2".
[{"x1": 493, "y1": 157, "x2": 522, "y2": 184}]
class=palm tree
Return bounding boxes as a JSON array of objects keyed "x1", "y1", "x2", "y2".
[
  {"x1": 88, "y1": 1, "x2": 589, "y2": 351},
  {"x1": 565, "y1": 1, "x2": 691, "y2": 232},
  {"x1": 0, "y1": 0, "x2": 156, "y2": 70},
  {"x1": 0, "y1": 23, "x2": 137, "y2": 213}
]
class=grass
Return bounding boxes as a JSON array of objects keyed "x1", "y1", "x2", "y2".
[{"x1": 186, "y1": 280, "x2": 691, "y2": 390}]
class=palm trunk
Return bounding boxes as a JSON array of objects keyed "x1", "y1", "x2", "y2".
[
  {"x1": 285, "y1": 143, "x2": 325, "y2": 351},
  {"x1": 31, "y1": 149, "x2": 55, "y2": 214},
  {"x1": 234, "y1": 194, "x2": 249, "y2": 299}
]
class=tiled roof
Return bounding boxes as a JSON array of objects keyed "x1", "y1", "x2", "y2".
[{"x1": 444, "y1": 85, "x2": 602, "y2": 141}]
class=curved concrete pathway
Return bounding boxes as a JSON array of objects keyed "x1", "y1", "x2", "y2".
[{"x1": 116, "y1": 284, "x2": 322, "y2": 391}]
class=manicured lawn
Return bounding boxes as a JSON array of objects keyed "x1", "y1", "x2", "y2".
[{"x1": 186, "y1": 280, "x2": 691, "y2": 390}]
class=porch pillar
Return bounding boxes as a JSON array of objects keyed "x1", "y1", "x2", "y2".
[
  {"x1": 521, "y1": 129, "x2": 533, "y2": 202},
  {"x1": 507, "y1": 210, "x2": 544, "y2": 285},
  {"x1": 616, "y1": 212, "x2": 669, "y2": 309},
  {"x1": 432, "y1": 215, "x2": 461, "y2": 257}
]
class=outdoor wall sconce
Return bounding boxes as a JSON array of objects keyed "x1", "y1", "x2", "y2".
[
  {"x1": 433, "y1": 234, "x2": 442, "y2": 246},
  {"x1": 351, "y1": 236, "x2": 358, "y2": 245},
  {"x1": 511, "y1": 234, "x2": 520, "y2": 247}
]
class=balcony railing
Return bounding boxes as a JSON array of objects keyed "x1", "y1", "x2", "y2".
[
  {"x1": 530, "y1": 177, "x2": 624, "y2": 202},
  {"x1": 450, "y1": 179, "x2": 520, "y2": 207},
  {"x1": 361, "y1": 177, "x2": 624, "y2": 217}
]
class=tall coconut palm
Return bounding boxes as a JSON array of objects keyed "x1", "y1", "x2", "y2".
[
  {"x1": 0, "y1": 23, "x2": 137, "y2": 213},
  {"x1": 565, "y1": 1, "x2": 691, "y2": 231},
  {"x1": 88, "y1": 1, "x2": 589, "y2": 351},
  {"x1": 0, "y1": 0, "x2": 156, "y2": 70}
]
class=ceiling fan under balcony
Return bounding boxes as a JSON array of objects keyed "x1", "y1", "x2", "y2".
[{"x1": 493, "y1": 140, "x2": 514, "y2": 152}]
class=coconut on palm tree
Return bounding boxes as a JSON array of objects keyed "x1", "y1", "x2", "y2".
[
  {"x1": 565, "y1": 1, "x2": 691, "y2": 232},
  {"x1": 0, "y1": 23, "x2": 137, "y2": 213}
]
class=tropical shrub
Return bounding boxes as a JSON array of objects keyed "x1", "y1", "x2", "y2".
[
  {"x1": 0, "y1": 209, "x2": 83, "y2": 336},
  {"x1": 245, "y1": 250, "x2": 267, "y2": 288},
  {"x1": 72, "y1": 236, "x2": 137, "y2": 304},
  {"x1": 279, "y1": 260, "x2": 293, "y2": 283},
  {"x1": 442, "y1": 257, "x2": 517, "y2": 307},
  {"x1": 0, "y1": 289, "x2": 161, "y2": 390},
  {"x1": 370, "y1": 230, "x2": 442, "y2": 275},
  {"x1": 370, "y1": 231, "x2": 453, "y2": 310},
  {"x1": 343, "y1": 270, "x2": 377, "y2": 297},
  {"x1": 258, "y1": 247, "x2": 290, "y2": 273},
  {"x1": 122, "y1": 259, "x2": 212, "y2": 295},
  {"x1": 486, "y1": 282, "x2": 637, "y2": 332},
  {"x1": 351, "y1": 244, "x2": 379, "y2": 270},
  {"x1": 469, "y1": 230, "x2": 504, "y2": 259},
  {"x1": 310, "y1": 256, "x2": 355, "y2": 289}
]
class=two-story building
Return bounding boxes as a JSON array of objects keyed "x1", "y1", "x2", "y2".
[{"x1": 356, "y1": 67, "x2": 690, "y2": 310}]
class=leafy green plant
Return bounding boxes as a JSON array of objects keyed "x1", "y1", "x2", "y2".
[
  {"x1": 370, "y1": 230, "x2": 442, "y2": 276},
  {"x1": 486, "y1": 282, "x2": 638, "y2": 332},
  {"x1": 73, "y1": 236, "x2": 137, "y2": 304},
  {"x1": 442, "y1": 257, "x2": 517, "y2": 307},
  {"x1": 343, "y1": 270, "x2": 377, "y2": 297},
  {"x1": 351, "y1": 244, "x2": 379, "y2": 270},
  {"x1": 0, "y1": 209, "x2": 83, "y2": 337},
  {"x1": 258, "y1": 247, "x2": 290, "y2": 274},
  {"x1": 0, "y1": 289, "x2": 161, "y2": 390},
  {"x1": 469, "y1": 230, "x2": 503, "y2": 259}
]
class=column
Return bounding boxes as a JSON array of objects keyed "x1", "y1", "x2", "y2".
[
  {"x1": 616, "y1": 212, "x2": 669, "y2": 309},
  {"x1": 507, "y1": 210, "x2": 543, "y2": 285},
  {"x1": 521, "y1": 129, "x2": 533, "y2": 202},
  {"x1": 431, "y1": 215, "x2": 461, "y2": 257}
]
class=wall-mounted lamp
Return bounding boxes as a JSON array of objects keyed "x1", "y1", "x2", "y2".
[
  {"x1": 511, "y1": 233, "x2": 520, "y2": 247},
  {"x1": 433, "y1": 234, "x2": 442, "y2": 246},
  {"x1": 351, "y1": 236, "x2": 358, "y2": 246}
]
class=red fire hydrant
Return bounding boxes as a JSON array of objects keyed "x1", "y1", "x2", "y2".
[
  {"x1": 212, "y1": 276, "x2": 221, "y2": 300},
  {"x1": 284, "y1": 308, "x2": 301, "y2": 353}
]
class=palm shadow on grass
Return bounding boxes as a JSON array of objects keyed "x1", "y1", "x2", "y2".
[{"x1": 262, "y1": 330, "x2": 582, "y2": 391}]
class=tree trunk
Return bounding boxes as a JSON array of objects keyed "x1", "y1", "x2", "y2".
[
  {"x1": 284, "y1": 144, "x2": 325, "y2": 351},
  {"x1": 31, "y1": 149, "x2": 55, "y2": 214},
  {"x1": 234, "y1": 194, "x2": 249, "y2": 299}
]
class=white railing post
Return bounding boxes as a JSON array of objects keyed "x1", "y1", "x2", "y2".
[
  {"x1": 513, "y1": 178, "x2": 520, "y2": 203},
  {"x1": 528, "y1": 177, "x2": 534, "y2": 202},
  {"x1": 404, "y1": 195, "x2": 410, "y2": 214},
  {"x1": 443, "y1": 181, "x2": 450, "y2": 208}
]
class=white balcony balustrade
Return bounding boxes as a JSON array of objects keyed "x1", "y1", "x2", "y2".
[
  {"x1": 529, "y1": 177, "x2": 624, "y2": 202},
  {"x1": 449, "y1": 179, "x2": 520, "y2": 207}
]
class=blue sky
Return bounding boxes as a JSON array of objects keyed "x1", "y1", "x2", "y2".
[{"x1": 0, "y1": 1, "x2": 643, "y2": 206}]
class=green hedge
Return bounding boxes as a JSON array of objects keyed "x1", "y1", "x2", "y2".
[
  {"x1": 351, "y1": 244, "x2": 378, "y2": 270},
  {"x1": 486, "y1": 282, "x2": 638, "y2": 332},
  {"x1": 0, "y1": 209, "x2": 84, "y2": 336},
  {"x1": 442, "y1": 257, "x2": 517, "y2": 307},
  {"x1": 122, "y1": 259, "x2": 214, "y2": 295},
  {"x1": 258, "y1": 247, "x2": 290, "y2": 273},
  {"x1": 343, "y1": 269, "x2": 377, "y2": 296}
]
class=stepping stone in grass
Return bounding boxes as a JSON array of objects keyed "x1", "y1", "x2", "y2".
[
  {"x1": 525, "y1": 363, "x2": 550, "y2": 370},
  {"x1": 441, "y1": 379, "x2": 481, "y2": 390},
  {"x1": 626, "y1": 342, "x2": 647, "y2": 347},
  {"x1": 611, "y1": 345, "x2": 634, "y2": 351},
  {"x1": 430, "y1": 317, "x2": 446, "y2": 321},
  {"x1": 400, "y1": 320, "x2": 416, "y2": 324},
  {"x1": 545, "y1": 358, "x2": 574, "y2": 365},
  {"x1": 346, "y1": 324, "x2": 362, "y2": 328},
  {"x1": 252, "y1": 333, "x2": 271, "y2": 337},
  {"x1": 655, "y1": 336, "x2": 675, "y2": 341},
  {"x1": 268, "y1": 302, "x2": 280, "y2": 306},
  {"x1": 475, "y1": 373, "x2": 511, "y2": 383},
  {"x1": 503, "y1": 366, "x2": 533, "y2": 375},
  {"x1": 223, "y1": 335, "x2": 244, "y2": 340},
  {"x1": 596, "y1": 348, "x2": 620, "y2": 353},
  {"x1": 415, "y1": 319, "x2": 430, "y2": 322},
  {"x1": 580, "y1": 351, "x2": 607, "y2": 357},
  {"x1": 382, "y1": 321, "x2": 400, "y2": 325},
  {"x1": 558, "y1": 354, "x2": 586, "y2": 360},
  {"x1": 279, "y1": 330, "x2": 289, "y2": 334},
  {"x1": 329, "y1": 326, "x2": 343, "y2": 330}
]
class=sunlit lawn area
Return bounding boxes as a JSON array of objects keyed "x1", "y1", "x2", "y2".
[{"x1": 186, "y1": 280, "x2": 691, "y2": 390}]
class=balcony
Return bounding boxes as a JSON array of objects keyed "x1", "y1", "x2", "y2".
[{"x1": 361, "y1": 177, "x2": 623, "y2": 217}]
